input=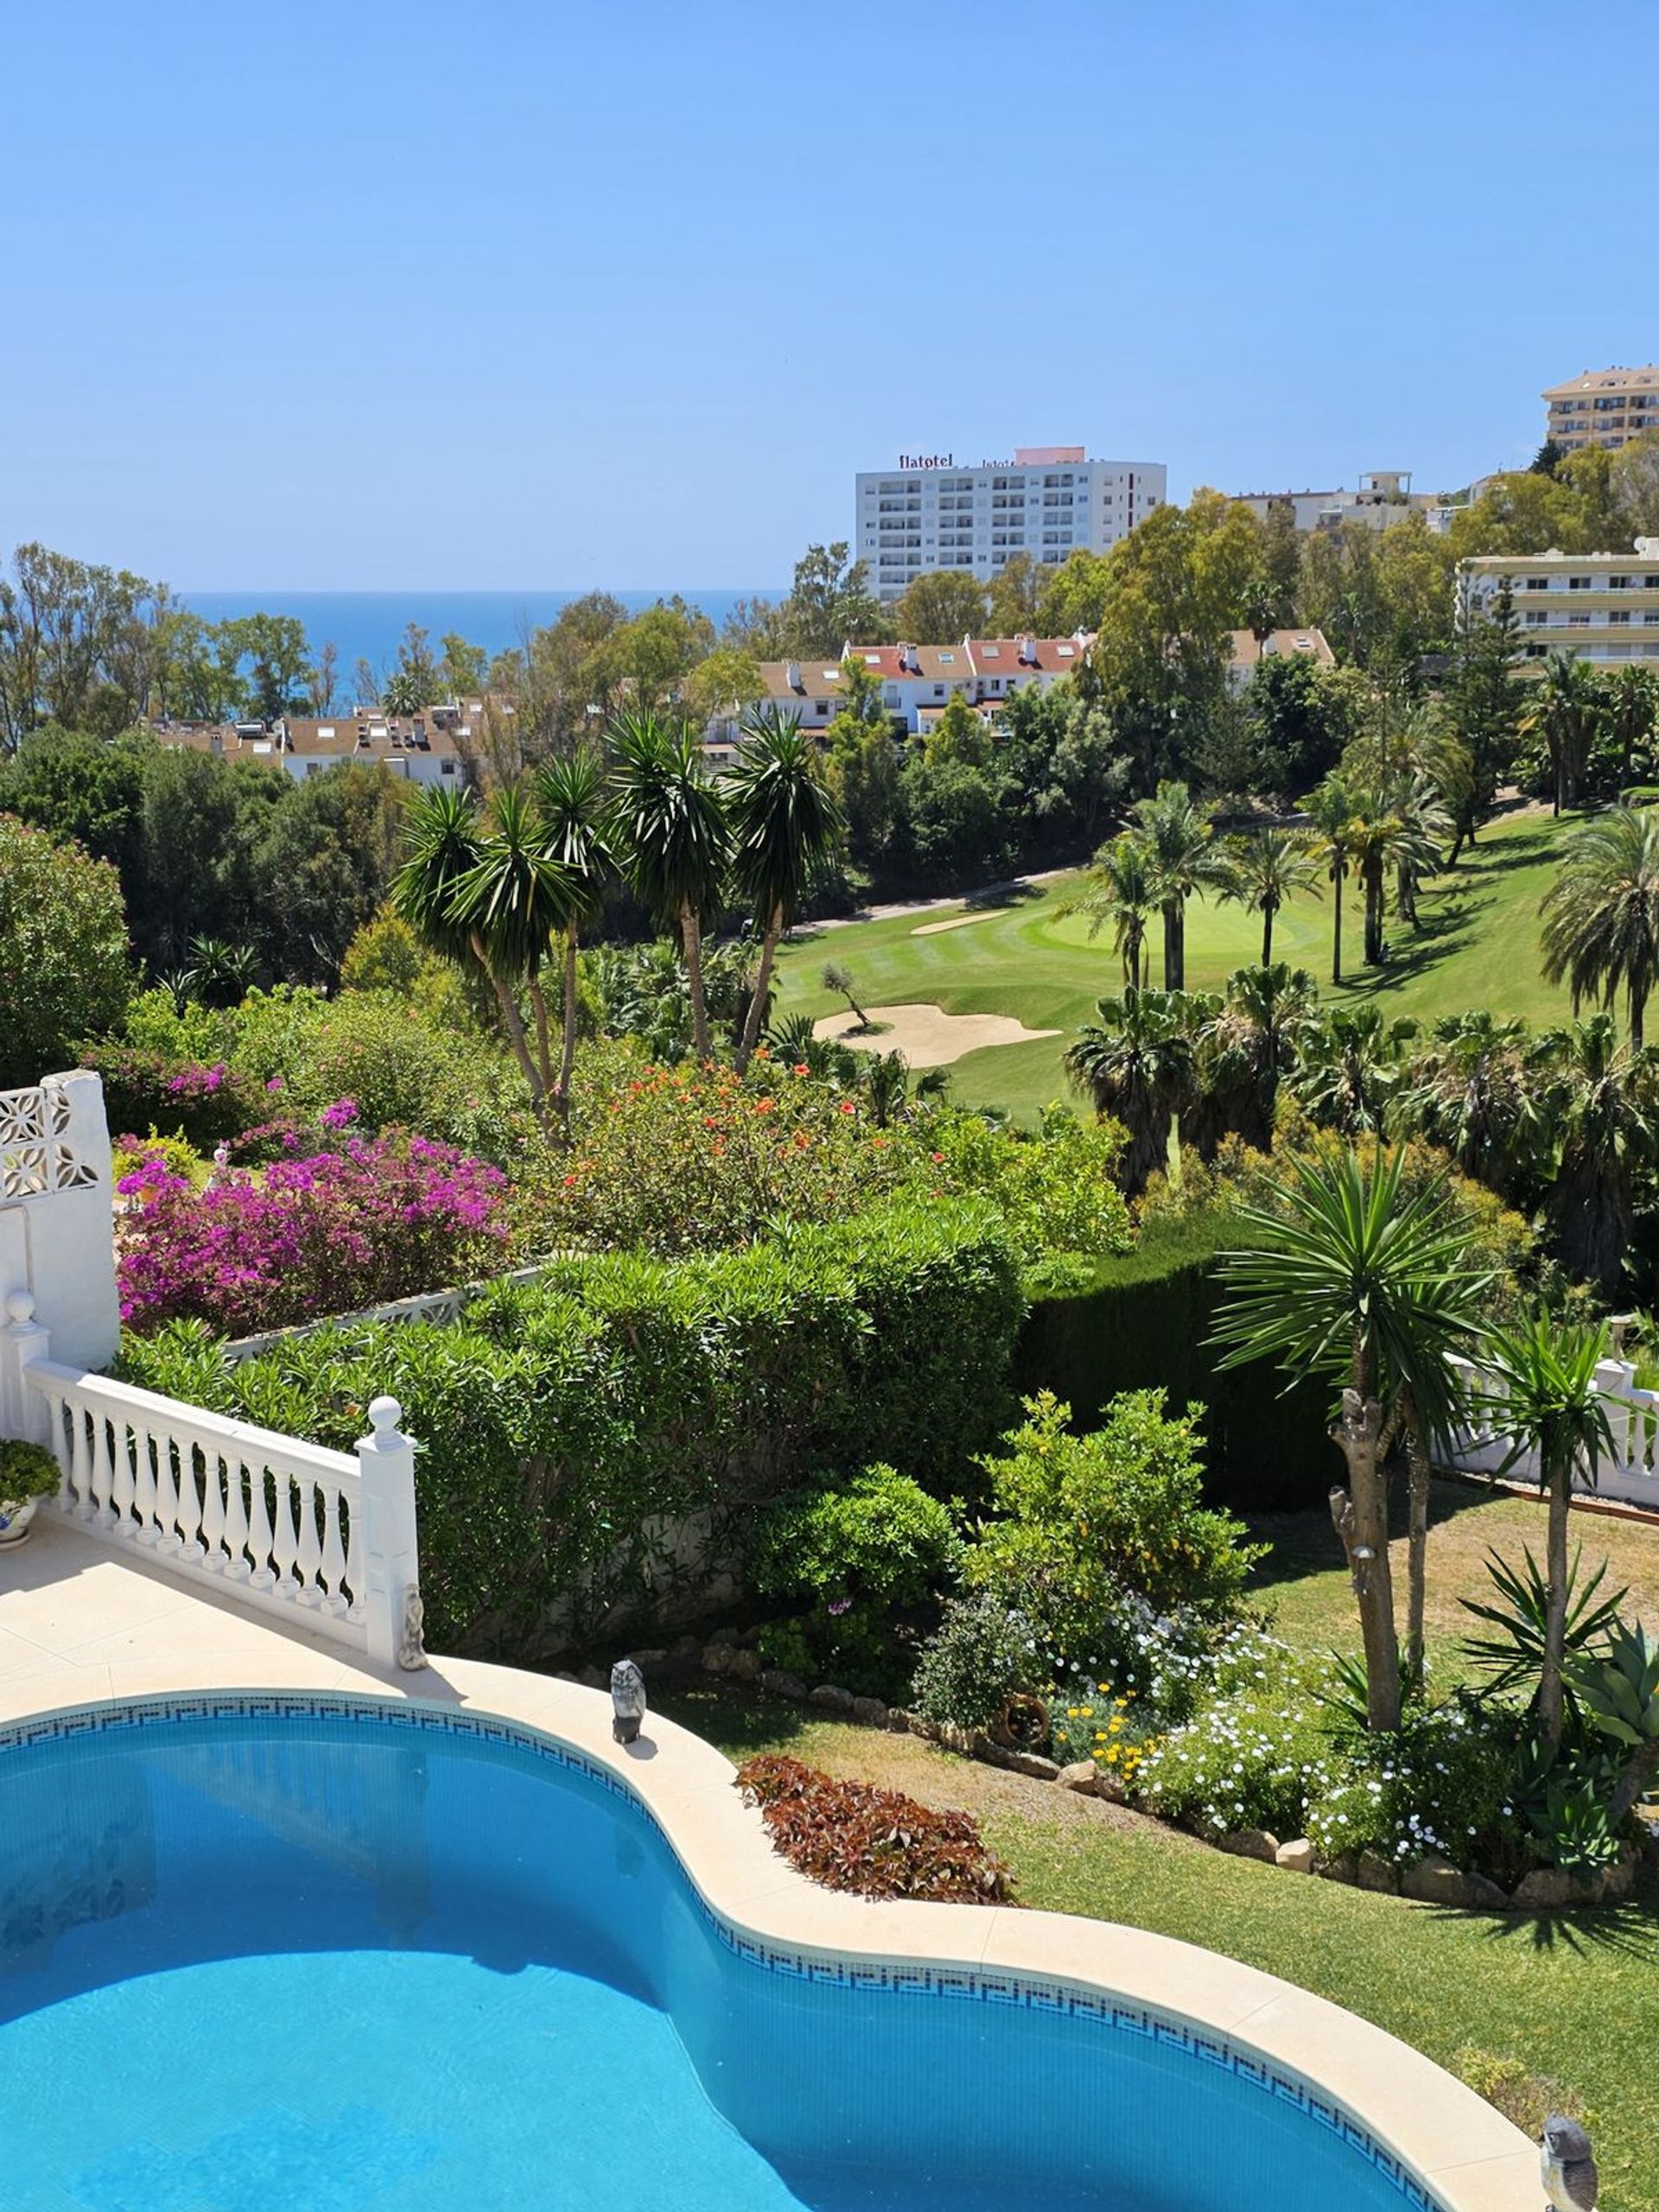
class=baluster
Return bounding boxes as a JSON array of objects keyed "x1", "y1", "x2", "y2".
[
  {"x1": 150, "y1": 1426, "x2": 181, "y2": 1553},
  {"x1": 220, "y1": 1453, "x2": 251, "y2": 1580},
  {"x1": 199, "y1": 1437, "x2": 227, "y2": 1570},
  {"x1": 245, "y1": 1460, "x2": 276, "y2": 1591},
  {"x1": 270, "y1": 1469, "x2": 301, "y2": 1595},
  {"x1": 174, "y1": 1428, "x2": 207, "y2": 1562},
  {"x1": 295, "y1": 1474, "x2": 324, "y2": 1606},
  {"x1": 69, "y1": 1402, "x2": 93, "y2": 1521},
  {"x1": 41, "y1": 1387, "x2": 73, "y2": 1507},
  {"x1": 110, "y1": 1415, "x2": 137, "y2": 1534},
  {"x1": 318, "y1": 1486, "x2": 348, "y2": 1616},
  {"x1": 343, "y1": 1494, "x2": 365, "y2": 1622}
]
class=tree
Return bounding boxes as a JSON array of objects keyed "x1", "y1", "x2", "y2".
[
  {"x1": 1128, "y1": 779, "x2": 1226, "y2": 989},
  {"x1": 1482, "y1": 1313, "x2": 1615, "y2": 1749},
  {"x1": 1220, "y1": 829, "x2": 1320, "y2": 965},
  {"x1": 1245, "y1": 654, "x2": 1351, "y2": 794},
  {"x1": 1287, "y1": 1007, "x2": 1416, "y2": 1137},
  {"x1": 533, "y1": 747, "x2": 617, "y2": 1123},
  {"x1": 822, "y1": 963, "x2": 868, "y2": 1027},
  {"x1": 1445, "y1": 577, "x2": 1522, "y2": 853},
  {"x1": 1213, "y1": 1148, "x2": 1488, "y2": 1731},
  {"x1": 1071, "y1": 833, "x2": 1157, "y2": 988},
  {"x1": 391, "y1": 783, "x2": 543, "y2": 1104},
  {"x1": 1534, "y1": 1014, "x2": 1659, "y2": 1295},
  {"x1": 1607, "y1": 664, "x2": 1658, "y2": 788},
  {"x1": 438, "y1": 632, "x2": 487, "y2": 700},
  {"x1": 219, "y1": 613, "x2": 314, "y2": 721},
  {"x1": 777, "y1": 543, "x2": 887, "y2": 658},
  {"x1": 683, "y1": 644, "x2": 763, "y2": 730},
  {"x1": 0, "y1": 815, "x2": 131, "y2": 1084},
  {"x1": 986, "y1": 552, "x2": 1052, "y2": 635},
  {"x1": 607, "y1": 709, "x2": 730, "y2": 1060},
  {"x1": 1064, "y1": 985, "x2": 1211, "y2": 1195},
  {"x1": 1541, "y1": 806, "x2": 1659, "y2": 1048},
  {"x1": 1611, "y1": 428, "x2": 1659, "y2": 542},
  {"x1": 1195, "y1": 962, "x2": 1320, "y2": 1151},
  {"x1": 446, "y1": 782, "x2": 576, "y2": 1110},
  {"x1": 1391, "y1": 1012, "x2": 1543, "y2": 1200},
  {"x1": 922, "y1": 691, "x2": 991, "y2": 767},
  {"x1": 1523, "y1": 652, "x2": 1605, "y2": 817},
  {"x1": 892, "y1": 569, "x2": 988, "y2": 643},
  {"x1": 724, "y1": 707, "x2": 844, "y2": 1074},
  {"x1": 1305, "y1": 774, "x2": 1354, "y2": 983}
]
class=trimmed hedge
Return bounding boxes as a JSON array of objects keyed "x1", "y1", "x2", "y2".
[
  {"x1": 1015, "y1": 1216, "x2": 1337, "y2": 1512},
  {"x1": 119, "y1": 1198, "x2": 1024, "y2": 1657}
]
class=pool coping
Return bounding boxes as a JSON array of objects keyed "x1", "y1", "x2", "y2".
[{"x1": 0, "y1": 1648, "x2": 1535, "y2": 2210}]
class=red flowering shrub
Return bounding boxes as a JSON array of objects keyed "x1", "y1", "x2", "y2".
[
  {"x1": 734, "y1": 1755, "x2": 1017, "y2": 1904},
  {"x1": 117, "y1": 1132, "x2": 511, "y2": 1336}
]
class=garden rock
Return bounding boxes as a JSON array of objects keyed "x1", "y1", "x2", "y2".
[
  {"x1": 1219, "y1": 1828, "x2": 1279, "y2": 1865},
  {"x1": 1356, "y1": 1853, "x2": 1400, "y2": 1894},
  {"x1": 1274, "y1": 1839, "x2": 1316, "y2": 1874},
  {"x1": 1598, "y1": 1858, "x2": 1636, "y2": 1904},
  {"x1": 809, "y1": 1684, "x2": 855, "y2": 1714},
  {"x1": 760, "y1": 1669, "x2": 807, "y2": 1700},
  {"x1": 1512, "y1": 1867, "x2": 1599, "y2": 1910},
  {"x1": 850, "y1": 1696, "x2": 889, "y2": 1729},
  {"x1": 1401, "y1": 1854, "x2": 1468, "y2": 1906},
  {"x1": 1058, "y1": 1762, "x2": 1099, "y2": 1796},
  {"x1": 1315, "y1": 1853, "x2": 1358, "y2": 1885},
  {"x1": 1005, "y1": 1751, "x2": 1060, "y2": 1782},
  {"x1": 701, "y1": 1643, "x2": 733, "y2": 1676},
  {"x1": 1093, "y1": 1768, "x2": 1129, "y2": 1804},
  {"x1": 1461, "y1": 1872, "x2": 1512, "y2": 1910},
  {"x1": 724, "y1": 1649, "x2": 762, "y2": 1684},
  {"x1": 886, "y1": 1708, "x2": 914, "y2": 1734}
]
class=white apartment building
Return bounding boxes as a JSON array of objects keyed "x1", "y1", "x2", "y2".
[
  {"x1": 856, "y1": 446, "x2": 1166, "y2": 602},
  {"x1": 1233, "y1": 472, "x2": 1439, "y2": 534},
  {"x1": 1459, "y1": 542, "x2": 1659, "y2": 672},
  {"x1": 1543, "y1": 367, "x2": 1659, "y2": 454}
]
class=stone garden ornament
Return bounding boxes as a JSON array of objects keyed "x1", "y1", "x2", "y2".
[
  {"x1": 1540, "y1": 2114, "x2": 1598, "y2": 2211},
  {"x1": 611, "y1": 1659, "x2": 648, "y2": 1745}
]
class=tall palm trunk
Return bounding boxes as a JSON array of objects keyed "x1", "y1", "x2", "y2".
[
  {"x1": 1331, "y1": 1378, "x2": 1402, "y2": 1733},
  {"x1": 735, "y1": 901, "x2": 783, "y2": 1075},
  {"x1": 1541, "y1": 1462, "x2": 1571, "y2": 1750},
  {"x1": 528, "y1": 972, "x2": 556, "y2": 1099},
  {"x1": 1631, "y1": 980, "x2": 1648, "y2": 1052},
  {"x1": 1402, "y1": 1405, "x2": 1431, "y2": 1689},
  {"x1": 555, "y1": 925, "x2": 580, "y2": 1128},
  {"x1": 1331, "y1": 866, "x2": 1344, "y2": 984},
  {"x1": 1161, "y1": 900, "x2": 1181, "y2": 990},
  {"x1": 1261, "y1": 902, "x2": 1274, "y2": 966},
  {"x1": 681, "y1": 899, "x2": 712, "y2": 1061},
  {"x1": 473, "y1": 929, "x2": 544, "y2": 1109},
  {"x1": 1363, "y1": 857, "x2": 1385, "y2": 966}
]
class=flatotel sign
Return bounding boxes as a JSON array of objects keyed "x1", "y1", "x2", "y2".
[{"x1": 898, "y1": 453, "x2": 953, "y2": 469}]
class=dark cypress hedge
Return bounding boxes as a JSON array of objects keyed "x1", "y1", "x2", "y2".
[{"x1": 1016, "y1": 1217, "x2": 1338, "y2": 1513}]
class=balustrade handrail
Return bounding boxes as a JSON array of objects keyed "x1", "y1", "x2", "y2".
[{"x1": 22, "y1": 1356, "x2": 359, "y2": 1486}]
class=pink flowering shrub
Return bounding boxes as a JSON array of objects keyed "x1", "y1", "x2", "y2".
[{"x1": 117, "y1": 1132, "x2": 511, "y2": 1337}]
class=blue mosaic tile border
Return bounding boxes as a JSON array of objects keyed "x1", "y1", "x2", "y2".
[{"x1": 0, "y1": 1692, "x2": 1441, "y2": 2212}]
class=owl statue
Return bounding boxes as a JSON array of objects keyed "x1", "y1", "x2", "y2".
[
  {"x1": 611, "y1": 1658, "x2": 648, "y2": 1745},
  {"x1": 1541, "y1": 2114, "x2": 1598, "y2": 2212}
]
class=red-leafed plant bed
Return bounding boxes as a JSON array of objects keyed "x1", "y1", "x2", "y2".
[{"x1": 734, "y1": 1754, "x2": 1018, "y2": 1904}]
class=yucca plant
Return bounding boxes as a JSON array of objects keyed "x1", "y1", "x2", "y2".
[{"x1": 1461, "y1": 1545, "x2": 1627, "y2": 1713}]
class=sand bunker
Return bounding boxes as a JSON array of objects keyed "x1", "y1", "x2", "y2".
[
  {"x1": 911, "y1": 910, "x2": 999, "y2": 937},
  {"x1": 813, "y1": 1003, "x2": 1060, "y2": 1068}
]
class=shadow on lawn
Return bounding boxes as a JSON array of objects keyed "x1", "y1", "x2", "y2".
[
  {"x1": 1447, "y1": 1893, "x2": 1659, "y2": 1960},
  {"x1": 1245, "y1": 1478, "x2": 1502, "y2": 1599}
]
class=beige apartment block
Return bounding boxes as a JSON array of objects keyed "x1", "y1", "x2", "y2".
[
  {"x1": 1460, "y1": 540, "x2": 1659, "y2": 671},
  {"x1": 1544, "y1": 365, "x2": 1659, "y2": 452}
]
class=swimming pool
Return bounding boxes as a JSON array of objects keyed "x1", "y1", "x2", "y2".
[{"x1": 0, "y1": 1697, "x2": 1448, "y2": 2211}]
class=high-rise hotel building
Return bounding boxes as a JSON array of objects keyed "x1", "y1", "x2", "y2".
[
  {"x1": 1543, "y1": 366, "x2": 1659, "y2": 454},
  {"x1": 856, "y1": 446, "x2": 1166, "y2": 602}
]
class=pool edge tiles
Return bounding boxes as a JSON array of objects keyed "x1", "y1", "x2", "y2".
[{"x1": 0, "y1": 1687, "x2": 1535, "y2": 2212}]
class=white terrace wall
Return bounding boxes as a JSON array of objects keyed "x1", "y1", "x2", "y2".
[{"x1": 0, "y1": 1071, "x2": 121, "y2": 1373}]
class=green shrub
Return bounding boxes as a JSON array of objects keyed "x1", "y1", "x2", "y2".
[
  {"x1": 751, "y1": 1465, "x2": 959, "y2": 1694},
  {"x1": 909, "y1": 1592, "x2": 1044, "y2": 1732},
  {"x1": 1452, "y1": 2048, "x2": 1595, "y2": 2140},
  {"x1": 1136, "y1": 1690, "x2": 1335, "y2": 1841},
  {"x1": 928, "y1": 1104, "x2": 1134, "y2": 1265},
  {"x1": 119, "y1": 1198, "x2": 1022, "y2": 1656},
  {"x1": 961, "y1": 1391, "x2": 1263, "y2": 1672},
  {"x1": 1304, "y1": 1699, "x2": 1526, "y2": 1873},
  {"x1": 0, "y1": 1440, "x2": 61, "y2": 1505},
  {"x1": 0, "y1": 814, "x2": 131, "y2": 1086}
]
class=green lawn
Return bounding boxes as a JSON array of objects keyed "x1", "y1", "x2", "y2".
[
  {"x1": 776, "y1": 808, "x2": 1582, "y2": 1122},
  {"x1": 659, "y1": 1480, "x2": 1659, "y2": 2211}
]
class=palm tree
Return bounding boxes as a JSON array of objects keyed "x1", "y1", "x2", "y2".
[
  {"x1": 1069, "y1": 834, "x2": 1158, "y2": 988},
  {"x1": 1195, "y1": 962, "x2": 1319, "y2": 1152},
  {"x1": 392, "y1": 784, "x2": 544, "y2": 1105},
  {"x1": 1305, "y1": 775, "x2": 1354, "y2": 985},
  {"x1": 1341, "y1": 784, "x2": 1405, "y2": 968},
  {"x1": 1522, "y1": 652, "x2": 1605, "y2": 817},
  {"x1": 1386, "y1": 772, "x2": 1452, "y2": 931},
  {"x1": 1287, "y1": 1007, "x2": 1417, "y2": 1138},
  {"x1": 1541, "y1": 805, "x2": 1659, "y2": 1049},
  {"x1": 724, "y1": 706, "x2": 845, "y2": 1076},
  {"x1": 607, "y1": 710, "x2": 731, "y2": 1061},
  {"x1": 1220, "y1": 830, "x2": 1321, "y2": 965},
  {"x1": 1390, "y1": 1011, "x2": 1544, "y2": 1199},
  {"x1": 1533, "y1": 1014, "x2": 1659, "y2": 1295},
  {"x1": 1128, "y1": 780, "x2": 1228, "y2": 989},
  {"x1": 1608, "y1": 664, "x2": 1658, "y2": 788},
  {"x1": 1064, "y1": 985, "x2": 1211, "y2": 1195},
  {"x1": 1212, "y1": 1148, "x2": 1490, "y2": 1731},
  {"x1": 1482, "y1": 1313, "x2": 1615, "y2": 1748},
  {"x1": 534, "y1": 747, "x2": 616, "y2": 1125},
  {"x1": 447, "y1": 782, "x2": 577, "y2": 1109}
]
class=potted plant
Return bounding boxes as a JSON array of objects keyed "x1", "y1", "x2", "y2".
[{"x1": 0, "y1": 1440, "x2": 60, "y2": 1548}]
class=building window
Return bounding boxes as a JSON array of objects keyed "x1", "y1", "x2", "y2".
[{"x1": 1525, "y1": 576, "x2": 1552, "y2": 591}]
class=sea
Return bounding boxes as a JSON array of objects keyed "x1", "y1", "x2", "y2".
[{"x1": 180, "y1": 590, "x2": 782, "y2": 680}]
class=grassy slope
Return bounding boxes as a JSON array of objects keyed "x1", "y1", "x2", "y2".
[
  {"x1": 775, "y1": 810, "x2": 1579, "y2": 1122},
  {"x1": 659, "y1": 1481, "x2": 1659, "y2": 2211}
]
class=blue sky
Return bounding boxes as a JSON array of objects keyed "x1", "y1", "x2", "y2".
[{"x1": 3, "y1": 1, "x2": 1649, "y2": 589}]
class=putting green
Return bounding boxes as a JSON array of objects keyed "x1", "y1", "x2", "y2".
[{"x1": 774, "y1": 809, "x2": 1584, "y2": 1123}]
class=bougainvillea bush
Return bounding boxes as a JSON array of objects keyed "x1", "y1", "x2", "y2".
[
  {"x1": 735, "y1": 1755, "x2": 1016, "y2": 1903},
  {"x1": 117, "y1": 1130, "x2": 511, "y2": 1336}
]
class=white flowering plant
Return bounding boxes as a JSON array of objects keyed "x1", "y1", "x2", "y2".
[{"x1": 1305, "y1": 1698, "x2": 1526, "y2": 1872}]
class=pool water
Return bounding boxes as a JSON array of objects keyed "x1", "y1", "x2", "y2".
[{"x1": 0, "y1": 1705, "x2": 1425, "y2": 2212}]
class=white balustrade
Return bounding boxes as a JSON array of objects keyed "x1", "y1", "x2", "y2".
[
  {"x1": 1440, "y1": 1350, "x2": 1659, "y2": 1511},
  {"x1": 2, "y1": 1292, "x2": 424, "y2": 1669}
]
